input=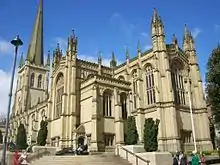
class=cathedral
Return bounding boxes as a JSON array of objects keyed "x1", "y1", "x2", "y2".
[{"x1": 9, "y1": 0, "x2": 213, "y2": 152}]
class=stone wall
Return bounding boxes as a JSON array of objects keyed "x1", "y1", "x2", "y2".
[{"x1": 115, "y1": 145, "x2": 172, "y2": 165}]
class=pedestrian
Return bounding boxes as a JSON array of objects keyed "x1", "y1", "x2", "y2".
[
  {"x1": 199, "y1": 152, "x2": 206, "y2": 165},
  {"x1": 19, "y1": 150, "x2": 29, "y2": 165},
  {"x1": 173, "y1": 151, "x2": 179, "y2": 165},
  {"x1": 191, "y1": 150, "x2": 199, "y2": 165},
  {"x1": 179, "y1": 151, "x2": 188, "y2": 165},
  {"x1": 13, "y1": 150, "x2": 20, "y2": 165}
]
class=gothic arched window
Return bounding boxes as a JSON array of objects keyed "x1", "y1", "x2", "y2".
[
  {"x1": 120, "y1": 93, "x2": 127, "y2": 120},
  {"x1": 145, "y1": 65, "x2": 156, "y2": 105},
  {"x1": 171, "y1": 62, "x2": 186, "y2": 105},
  {"x1": 37, "y1": 74, "x2": 42, "y2": 88},
  {"x1": 103, "y1": 90, "x2": 112, "y2": 117},
  {"x1": 55, "y1": 73, "x2": 64, "y2": 119},
  {"x1": 30, "y1": 73, "x2": 35, "y2": 87}
]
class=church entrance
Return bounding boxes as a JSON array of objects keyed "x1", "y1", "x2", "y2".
[
  {"x1": 78, "y1": 136, "x2": 84, "y2": 147},
  {"x1": 72, "y1": 124, "x2": 87, "y2": 149}
]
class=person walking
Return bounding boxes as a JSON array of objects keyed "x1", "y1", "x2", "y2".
[
  {"x1": 19, "y1": 150, "x2": 28, "y2": 165},
  {"x1": 191, "y1": 151, "x2": 199, "y2": 165},
  {"x1": 179, "y1": 151, "x2": 188, "y2": 165},
  {"x1": 199, "y1": 152, "x2": 206, "y2": 165},
  {"x1": 13, "y1": 150, "x2": 20, "y2": 165},
  {"x1": 173, "y1": 151, "x2": 179, "y2": 165}
]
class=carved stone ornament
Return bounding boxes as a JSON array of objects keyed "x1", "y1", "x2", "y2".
[
  {"x1": 56, "y1": 74, "x2": 64, "y2": 87},
  {"x1": 93, "y1": 84, "x2": 98, "y2": 90},
  {"x1": 17, "y1": 96, "x2": 22, "y2": 112}
]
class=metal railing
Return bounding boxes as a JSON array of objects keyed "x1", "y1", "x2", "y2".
[{"x1": 117, "y1": 146, "x2": 150, "y2": 165}]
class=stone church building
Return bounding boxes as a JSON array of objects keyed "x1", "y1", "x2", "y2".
[{"x1": 9, "y1": 0, "x2": 212, "y2": 152}]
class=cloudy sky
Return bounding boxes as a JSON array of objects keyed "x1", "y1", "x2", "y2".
[{"x1": 0, "y1": 0, "x2": 219, "y2": 113}]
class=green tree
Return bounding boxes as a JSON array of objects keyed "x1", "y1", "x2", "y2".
[
  {"x1": 16, "y1": 124, "x2": 27, "y2": 149},
  {"x1": 0, "y1": 129, "x2": 3, "y2": 144},
  {"x1": 125, "y1": 116, "x2": 139, "y2": 145},
  {"x1": 37, "y1": 120, "x2": 48, "y2": 146},
  {"x1": 209, "y1": 117, "x2": 216, "y2": 149},
  {"x1": 206, "y1": 45, "x2": 220, "y2": 128},
  {"x1": 143, "y1": 118, "x2": 160, "y2": 152}
]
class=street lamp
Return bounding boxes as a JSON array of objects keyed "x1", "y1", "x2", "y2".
[
  {"x1": 1, "y1": 35, "x2": 23, "y2": 165},
  {"x1": 186, "y1": 68, "x2": 197, "y2": 152}
]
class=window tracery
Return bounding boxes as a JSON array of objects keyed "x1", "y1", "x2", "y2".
[
  {"x1": 171, "y1": 62, "x2": 186, "y2": 105},
  {"x1": 120, "y1": 93, "x2": 127, "y2": 120},
  {"x1": 37, "y1": 74, "x2": 42, "y2": 88},
  {"x1": 145, "y1": 65, "x2": 156, "y2": 105},
  {"x1": 181, "y1": 129, "x2": 191, "y2": 143},
  {"x1": 103, "y1": 90, "x2": 112, "y2": 117},
  {"x1": 30, "y1": 73, "x2": 35, "y2": 87},
  {"x1": 55, "y1": 73, "x2": 64, "y2": 118},
  {"x1": 104, "y1": 134, "x2": 114, "y2": 146}
]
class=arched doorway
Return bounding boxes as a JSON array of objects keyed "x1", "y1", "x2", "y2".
[
  {"x1": 72, "y1": 124, "x2": 86, "y2": 149},
  {"x1": 78, "y1": 136, "x2": 85, "y2": 147}
]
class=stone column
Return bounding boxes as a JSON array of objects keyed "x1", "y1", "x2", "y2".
[
  {"x1": 65, "y1": 62, "x2": 71, "y2": 144},
  {"x1": 22, "y1": 65, "x2": 30, "y2": 112},
  {"x1": 72, "y1": 132, "x2": 77, "y2": 150},
  {"x1": 60, "y1": 66, "x2": 68, "y2": 148},
  {"x1": 197, "y1": 111, "x2": 213, "y2": 151},
  {"x1": 90, "y1": 84, "x2": 99, "y2": 151},
  {"x1": 69, "y1": 65, "x2": 77, "y2": 146},
  {"x1": 98, "y1": 92, "x2": 105, "y2": 151},
  {"x1": 107, "y1": 96, "x2": 110, "y2": 116},
  {"x1": 65, "y1": 116, "x2": 70, "y2": 146},
  {"x1": 114, "y1": 88, "x2": 124, "y2": 144},
  {"x1": 136, "y1": 69, "x2": 144, "y2": 143},
  {"x1": 68, "y1": 115, "x2": 75, "y2": 147},
  {"x1": 47, "y1": 101, "x2": 52, "y2": 140},
  {"x1": 126, "y1": 92, "x2": 131, "y2": 117},
  {"x1": 48, "y1": 75, "x2": 55, "y2": 144}
]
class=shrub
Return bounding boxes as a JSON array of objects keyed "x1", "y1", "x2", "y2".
[
  {"x1": 0, "y1": 129, "x2": 3, "y2": 144},
  {"x1": 143, "y1": 118, "x2": 160, "y2": 152},
  {"x1": 37, "y1": 120, "x2": 48, "y2": 146},
  {"x1": 16, "y1": 124, "x2": 28, "y2": 149},
  {"x1": 125, "y1": 116, "x2": 139, "y2": 145}
]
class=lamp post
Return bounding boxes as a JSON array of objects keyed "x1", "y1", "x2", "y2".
[
  {"x1": 1, "y1": 35, "x2": 23, "y2": 165},
  {"x1": 187, "y1": 69, "x2": 197, "y2": 152}
]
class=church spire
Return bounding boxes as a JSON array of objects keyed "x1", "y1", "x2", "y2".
[
  {"x1": 18, "y1": 53, "x2": 24, "y2": 68},
  {"x1": 26, "y1": 0, "x2": 44, "y2": 66},
  {"x1": 110, "y1": 51, "x2": 117, "y2": 68}
]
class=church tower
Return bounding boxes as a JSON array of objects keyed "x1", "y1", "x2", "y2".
[
  {"x1": 12, "y1": 0, "x2": 49, "y2": 129},
  {"x1": 183, "y1": 25, "x2": 213, "y2": 150},
  {"x1": 151, "y1": 9, "x2": 181, "y2": 151}
]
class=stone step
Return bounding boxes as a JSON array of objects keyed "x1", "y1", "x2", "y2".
[
  {"x1": 36, "y1": 158, "x2": 127, "y2": 163},
  {"x1": 32, "y1": 161, "x2": 130, "y2": 165},
  {"x1": 32, "y1": 162, "x2": 131, "y2": 165},
  {"x1": 39, "y1": 155, "x2": 122, "y2": 160},
  {"x1": 30, "y1": 155, "x2": 132, "y2": 165},
  {"x1": 37, "y1": 160, "x2": 128, "y2": 163}
]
